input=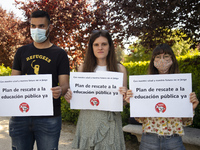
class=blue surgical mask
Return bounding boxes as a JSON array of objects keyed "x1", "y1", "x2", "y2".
[{"x1": 30, "y1": 26, "x2": 49, "y2": 43}]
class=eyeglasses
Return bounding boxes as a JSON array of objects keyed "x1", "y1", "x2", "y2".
[
  {"x1": 154, "y1": 54, "x2": 171, "y2": 61},
  {"x1": 91, "y1": 30, "x2": 108, "y2": 34}
]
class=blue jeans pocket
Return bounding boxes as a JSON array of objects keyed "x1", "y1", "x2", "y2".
[
  {"x1": 9, "y1": 117, "x2": 30, "y2": 137},
  {"x1": 139, "y1": 133, "x2": 185, "y2": 150}
]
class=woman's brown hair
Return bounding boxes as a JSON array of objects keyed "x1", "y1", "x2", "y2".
[
  {"x1": 148, "y1": 43, "x2": 179, "y2": 74},
  {"x1": 82, "y1": 30, "x2": 118, "y2": 72}
]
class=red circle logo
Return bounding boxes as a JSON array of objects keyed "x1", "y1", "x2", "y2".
[
  {"x1": 19, "y1": 102, "x2": 30, "y2": 113},
  {"x1": 155, "y1": 102, "x2": 166, "y2": 113},
  {"x1": 90, "y1": 97, "x2": 100, "y2": 106}
]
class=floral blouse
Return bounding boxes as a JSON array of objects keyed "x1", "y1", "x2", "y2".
[{"x1": 136, "y1": 117, "x2": 193, "y2": 136}]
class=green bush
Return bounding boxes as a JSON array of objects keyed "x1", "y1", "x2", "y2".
[
  {"x1": 0, "y1": 64, "x2": 11, "y2": 76},
  {"x1": 61, "y1": 96, "x2": 80, "y2": 124},
  {"x1": 61, "y1": 52, "x2": 200, "y2": 129},
  {"x1": 1, "y1": 53, "x2": 200, "y2": 129},
  {"x1": 178, "y1": 53, "x2": 200, "y2": 128}
]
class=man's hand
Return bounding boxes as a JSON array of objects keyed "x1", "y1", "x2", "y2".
[{"x1": 51, "y1": 86, "x2": 62, "y2": 99}]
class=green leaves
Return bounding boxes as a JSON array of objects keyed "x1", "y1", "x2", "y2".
[
  {"x1": 0, "y1": 64, "x2": 11, "y2": 76},
  {"x1": 109, "y1": 0, "x2": 200, "y2": 50}
]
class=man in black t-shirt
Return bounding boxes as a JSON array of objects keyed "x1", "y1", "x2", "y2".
[{"x1": 9, "y1": 10, "x2": 70, "y2": 150}]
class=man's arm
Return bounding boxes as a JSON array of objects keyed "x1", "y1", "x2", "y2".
[
  {"x1": 11, "y1": 69, "x2": 21, "y2": 76},
  {"x1": 51, "y1": 75, "x2": 69, "y2": 99}
]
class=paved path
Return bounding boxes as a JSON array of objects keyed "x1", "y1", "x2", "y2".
[
  {"x1": 0, "y1": 117, "x2": 78, "y2": 150},
  {"x1": 0, "y1": 117, "x2": 137, "y2": 150},
  {"x1": 2, "y1": 117, "x2": 199, "y2": 150}
]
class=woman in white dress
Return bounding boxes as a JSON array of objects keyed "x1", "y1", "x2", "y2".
[{"x1": 64, "y1": 30, "x2": 127, "y2": 150}]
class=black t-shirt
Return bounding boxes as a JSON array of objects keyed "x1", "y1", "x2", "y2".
[{"x1": 12, "y1": 43, "x2": 70, "y2": 116}]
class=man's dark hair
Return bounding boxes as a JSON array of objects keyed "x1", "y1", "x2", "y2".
[{"x1": 31, "y1": 10, "x2": 51, "y2": 24}]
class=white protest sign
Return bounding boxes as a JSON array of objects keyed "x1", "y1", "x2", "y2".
[
  {"x1": 129, "y1": 73, "x2": 192, "y2": 117},
  {"x1": 0, "y1": 74, "x2": 53, "y2": 116},
  {"x1": 70, "y1": 72, "x2": 123, "y2": 111}
]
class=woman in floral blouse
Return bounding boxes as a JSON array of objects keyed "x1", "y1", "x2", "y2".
[{"x1": 125, "y1": 43, "x2": 199, "y2": 150}]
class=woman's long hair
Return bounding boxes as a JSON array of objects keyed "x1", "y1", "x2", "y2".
[
  {"x1": 148, "y1": 43, "x2": 179, "y2": 74},
  {"x1": 82, "y1": 30, "x2": 118, "y2": 72}
]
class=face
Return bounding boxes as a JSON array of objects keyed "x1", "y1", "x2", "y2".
[
  {"x1": 154, "y1": 53, "x2": 173, "y2": 74},
  {"x1": 93, "y1": 36, "x2": 110, "y2": 61},
  {"x1": 30, "y1": 17, "x2": 50, "y2": 32},
  {"x1": 154, "y1": 53, "x2": 171, "y2": 62}
]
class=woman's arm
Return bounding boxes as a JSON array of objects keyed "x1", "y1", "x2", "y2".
[
  {"x1": 182, "y1": 92, "x2": 199, "y2": 125},
  {"x1": 118, "y1": 64, "x2": 128, "y2": 105}
]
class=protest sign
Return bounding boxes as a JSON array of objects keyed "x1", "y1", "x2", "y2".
[
  {"x1": 70, "y1": 72, "x2": 123, "y2": 111},
  {"x1": 129, "y1": 73, "x2": 193, "y2": 117},
  {"x1": 0, "y1": 74, "x2": 53, "y2": 116}
]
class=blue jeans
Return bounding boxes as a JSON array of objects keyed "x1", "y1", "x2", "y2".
[
  {"x1": 9, "y1": 115, "x2": 62, "y2": 150},
  {"x1": 139, "y1": 133, "x2": 186, "y2": 150}
]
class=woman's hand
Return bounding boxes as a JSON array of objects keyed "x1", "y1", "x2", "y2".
[
  {"x1": 190, "y1": 92, "x2": 199, "y2": 110},
  {"x1": 125, "y1": 90, "x2": 133, "y2": 103},
  {"x1": 64, "y1": 89, "x2": 72, "y2": 103},
  {"x1": 119, "y1": 87, "x2": 127, "y2": 100}
]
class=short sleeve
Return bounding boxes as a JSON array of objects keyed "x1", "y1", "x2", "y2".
[
  {"x1": 12, "y1": 48, "x2": 22, "y2": 71},
  {"x1": 57, "y1": 50, "x2": 70, "y2": 75}
]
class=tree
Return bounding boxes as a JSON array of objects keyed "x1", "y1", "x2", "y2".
[
  {"x1": 15, "y1": 0, "x2": 123, "y2": 70},
  {"x1": 124, "y1": 29, "x2": 198, "y2": 63},
  {"x1": 0, "y1": 6, "x2": 25, "y2": 67},
  {"x1": 170, "y1": 30, "x2": 195, "y2": 56},
  {"x1": 115, "y1": 46, "x2": 125, "y2": 62},
  {"x1": 124, "y1": 43, "x2": 152, "y2": 62},
  {"x1": 109, "y1": 0, "x2": 200, "y2": 50}
]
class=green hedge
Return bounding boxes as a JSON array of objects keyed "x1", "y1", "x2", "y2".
[
  {"x1": 178, "y1": 54, "x2": 200, "y2": 128},
  {"x1": 1, "y1": 52, "x2": 200, "y2": 129},
  {"x1": 123, "y1": 52, "x2": 200, "y2": 128},
  {"x1": 61, "y1": 97, "x2": 79, "y2": 124},
  {"x1": 0, "y1": 64, "x2": 11, "y2": 76}
]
